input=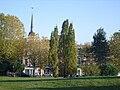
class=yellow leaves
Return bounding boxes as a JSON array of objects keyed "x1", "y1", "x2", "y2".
[
  {"x1": 26, "y1": 35, "x2": 49, "y2": 67},
  {"x1": 0, "y1": 13, "x2": 25, "y2": 60}
]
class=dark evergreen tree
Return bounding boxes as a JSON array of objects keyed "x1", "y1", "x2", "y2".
[
  {"x1": 49, "y1": 26, "x2": 59, "y2": 77},
  {"x1": 92, "y1": 28, "x2": 109, "y2": 65}
]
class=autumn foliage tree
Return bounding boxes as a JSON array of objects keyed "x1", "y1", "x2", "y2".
[
  {"x1": 109, "y1": 31, "x2": 120, "y2": 69},
  {"x1": 0, "y1": 13, "x2": 25, "y2": 75},
  {"x1": 38, "y1": 37, "x2": 49, "y2": 77},
  {"x1": 0, "y1": 13, "x2": 25, "y2": 61},
  {"x1": 26, "y1": 34, "x2": 49, "y2": 77}
]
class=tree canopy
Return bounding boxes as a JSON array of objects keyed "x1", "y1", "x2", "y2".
[
  {"x1": 109, "y1": 31, "x2": 120, "y2": 68},
  {"x1": 49, "y1": 26, "x2": 59, "y2": 77},
  {"x1": 59, "y1": 20, "x2": 78, "y2": 77},
  {"x1": 92, "y1": 28, "x2": 109, "y2": 65},
  {"x1": 0, "y1": 13, "x2": 25, "y2": 75},
  {"x1": 0, "y1": 13, "x2": 25, "y2": 61}
]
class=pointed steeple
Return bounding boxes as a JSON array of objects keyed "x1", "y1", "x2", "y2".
[
  {"x1": 30, "y1": 13, "x2": 33, "y2": 33},
  {"x1": 28, "y1": 8, "x2": 35, "y2": 36}
]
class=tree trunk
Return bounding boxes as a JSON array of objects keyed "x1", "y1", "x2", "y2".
[
  {"x1": 39, "y1": 69, "x2": 43, "y2": 77},
  {"x1": 13, "y1": 73, "x2": 15, "y2": 77},
  {"x1": 33, "y1": 67, "x2": 35, "y2": 77}
]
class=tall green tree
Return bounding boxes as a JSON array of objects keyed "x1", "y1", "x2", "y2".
[
  {"x1": 49, "y1": 26, "x2": 59, "y2": 77},
  {"x1": 59, "y1": 20, "x2": 77, "y2": 77},
  {"x1": 92, "y1": 28, "x2": 109, "y2": 65},
  {"x1": 66, "y1": 23, "x2": 78, "y2": 76},
  {"x1": 109, "y1": 31, "x2": 120, "y2": 69},
  {"x1": 59, "y1": 20, "x2": 69, "y2": 77}
]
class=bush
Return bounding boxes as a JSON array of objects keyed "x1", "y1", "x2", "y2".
[
  {"x1": 0, "y1": 60, "x2": 13, "y2": 75},
  {"x1": 12, "y1": 61, "x2": 24, "y2": 74},
  {"x1": 16, "y1": 72, "x2": 30, "y2": 77},
  {"x1": 99, "y1": 64, "x2": 119, "y2": 76},
  {"x1": 0, "y1": 60, "x2": 24, "y2": 76},
  {"x1": 81, "y1": 64, "x2": 100, "y2": 76}
]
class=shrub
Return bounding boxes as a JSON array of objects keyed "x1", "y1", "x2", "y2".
[
  {"x1": 99, "y1": 64, "x2": 119, "y2": 76},
  {"x1": 12, "y1": 61, "x2": 24, "y2": 73},
  {"x1": 16, "y1": 72, "x2": 30, "y2": 77},
  {"x1": 0, "y1": 60, "x2": 12, "y2": 75},
  {"x1": 81, "y1": 64, "x2": 100, "y2": 76}
]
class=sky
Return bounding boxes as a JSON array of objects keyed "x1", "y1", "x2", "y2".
[{"x1": 0, "y1": 0, "x2": 120, "y2": 44}]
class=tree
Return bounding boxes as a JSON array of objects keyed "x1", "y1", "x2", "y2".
[
  {"x1": 92, "y1": 28, "x2": 109, "y2": 65},
  {"x1": 26, "y1": 35, "x2": 49, "y2": 77},
  {"x1": 0, "y1": 13, "x2": 25, "y2": 61},
  {"x1": 59, "y1": 20, "x2": 77, "y2": 77},
  {"x1": 0, "y1": 13, "x2": 25, "y2": 75},
  {"x1": 109, "y1": 31, "x2": 120, "y2": 69},
  {"x1": 49, "y1": 26, "x2": 59, "y2": 77},
  {"x1": 59, "y1": 20, "x2": 69, "y2": 77},
  {"x1": 66, "y1": 23, "x2": 78, "y2": 76},
  {"x1": 12, "y1": 61, "x2": 24, "y2": 77},
  {"x1": 0, "y1": 60, "x2": 12, "y2": 75},
  {"x1": 26, "y1": 34, "x2": 40, "y2": 77},
  {"x1": 38, "y1": 37, "x2": 49, "y2": 77}
]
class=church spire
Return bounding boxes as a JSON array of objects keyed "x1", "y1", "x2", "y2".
[
  {"x1": 30, "y1": 13, "x2": 33, "y2": 32},
  {"x1": 28, "y1": 7, "x2": 35, "y2": 36}
]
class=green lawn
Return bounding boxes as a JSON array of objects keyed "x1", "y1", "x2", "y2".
[{"x1": 0, "y1": 76, "x2": 120, "y2": 90}]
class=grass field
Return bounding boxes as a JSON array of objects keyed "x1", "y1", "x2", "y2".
[{"x1": 0, "y1": 76, "x2": 120, "y2": 90}]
